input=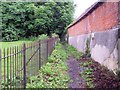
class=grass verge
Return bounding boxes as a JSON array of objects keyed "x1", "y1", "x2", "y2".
[
  {"x1": 64, "y1": 43, "x2": 83, "y2": 60},
  {"x1": 0, "y1": 41, "x2": 32, "y2": 49}
]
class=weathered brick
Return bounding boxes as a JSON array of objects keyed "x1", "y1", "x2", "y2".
[
  {"x1": 68, "y1": 2, "x2": 119, "y2": 36},
  {"x1": 118, "y1": 1, "x2": 120, "y2": 25}
]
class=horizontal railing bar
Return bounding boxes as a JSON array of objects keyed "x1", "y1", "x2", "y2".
[
  {"x1": 0, "y1": 36, "x2": 58, "y2": 88},
  {"x1": 26, "y1": 47, "x2": 40, "y2": 65},
  {"x1": 0, "y1": 42, "x2": 39, "y2": 59},
  {"x1": 17, "y1": 46, "x2": 40, "y2": 72},
  {"x1": 0, "y1": 49, "x2": 23, "y2": 59}
]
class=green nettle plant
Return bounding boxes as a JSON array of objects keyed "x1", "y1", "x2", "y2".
[
  {"x1": 26, "y1": 42, "x2": 84, "y2": 88},
  {"x1": 38, "y1": 34, "x2": 48, "y2": 40},
  {"x1": 65, "y1": 43, "x2": 83, "y2": 60},
  {"x1": 81, "y1": 61, "x2": 94, "y2": 88},
  {"x1": 26, "y1": 43, "x2": 70, "y2": 88}
]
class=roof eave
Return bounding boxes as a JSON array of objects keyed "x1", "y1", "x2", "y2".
[{"x1": 67, "y1": 1, "x2": 105, "y2": 29}]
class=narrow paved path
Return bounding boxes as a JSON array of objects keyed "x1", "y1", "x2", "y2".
[{"x1": 67, "y1": 56, "x2": 86, "y2": 88}]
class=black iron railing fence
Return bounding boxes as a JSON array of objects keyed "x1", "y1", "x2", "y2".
[{"x1": 0, "y1": 37, "x2": 58, "y2": 89}]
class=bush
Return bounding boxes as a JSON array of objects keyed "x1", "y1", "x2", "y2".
[
  {"x1": 48, "y1": 43, "x2": 68, "y2": 63},
  {"x1": 2, "y1": 30, "x2": 19, "y2": 41},
  {"x1": 38, "y1": 34, "x2": 48, "y2": 41},
  {"x1": 52, "y1": 33, "x2": 58, "y2": 37},
  {"x1": 27, "y1": 43, "x2": 70, "y2": 88},
  {"x1": 65, "y1": 43, "x2": 83, "y2": 60},
  {"x1": 27, "y1": 43, "x2": 83, "y2": 88}
]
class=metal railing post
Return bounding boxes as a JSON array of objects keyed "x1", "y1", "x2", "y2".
[
  {"x1": 39, "y1": 40, "x2": 41, "y2": 69},
  {"x1": 23, "y1": 43, "x2": 26, "y2": 89},
  {"x1": 47, "y1": 40, "x2": 49, "y2": 58},
  {"x1": 0, "y1": 49, "x2": 1, "y2": 90}
]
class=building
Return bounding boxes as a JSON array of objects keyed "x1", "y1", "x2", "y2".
[{"x1": 67, "y1": 1, "x2": 120, "y2": 75}]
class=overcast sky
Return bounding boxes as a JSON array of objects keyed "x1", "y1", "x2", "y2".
[{"x1": 74, "y1": 0, "x2": 98, "y2": 18}]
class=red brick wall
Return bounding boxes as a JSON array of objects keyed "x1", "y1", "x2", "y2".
[
  {"x1": 68, "y1": 2, "x2": 119, "y2": 37},
  {"x1": 118, "y1": 1, "x2": 120, "y2": 25}
]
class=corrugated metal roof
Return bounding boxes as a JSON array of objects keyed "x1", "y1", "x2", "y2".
[{"x1": 67, "y1": 0, "x2": 105, "y2": 29}]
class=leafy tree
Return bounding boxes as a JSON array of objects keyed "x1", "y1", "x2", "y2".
[
  {"x1": 52, "y1": 1, "x2": 74, "y2": 40},
  {"x1": 1, "y1": 0, "x2": 75, "y2": 41},
  {"x1": 1, "y1": 2, "x2": 27, "y2": 41}
]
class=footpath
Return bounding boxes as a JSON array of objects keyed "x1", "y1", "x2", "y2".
[
  {"x1": 67, "y1": 56, "x2": 120, "y2": 88},
  {"x1": 67, "y1": 56, "x2": 86, "y2": 88}
]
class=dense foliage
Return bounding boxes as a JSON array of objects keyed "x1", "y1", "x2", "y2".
[
  {"x1": 27, "y1": 43, "x2": 70, "y2": 88},
  {"x1": 26, "y1": 42, "x2": 84, "y2": 88},
  {"x1": 65, "y1": 43, "x2": 83, "y2": 60},
  {"x1": 1, "y1": 1, "x2": 75, "y2": 41}
]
